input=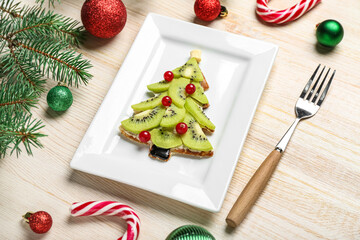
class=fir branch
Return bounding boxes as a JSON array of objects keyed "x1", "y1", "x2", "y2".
[
  {"x1": 35, "y1": 0, "x2": 60, "y2": 8},
  {"x1": 13, "y1": 37, "x2": 92, "y2": 87},
  {"x1": 1, "y1": 1, "x2": 84, "y2": 46},
  {"x1": 0, "y1": 4, "x2": 92, "y2": 87},
  {"x1": 0, "y1": 0, "x2": 23, "y2": 18},
  {"x1": 55, "y1": 17, "x2": 85, "y2": 47},
  {"x1": 0, "y1": 5, "x2": 21, "y2": 18},
  {"x1": 0, "y1": 111, "x2": 45, "y2": 158},
  {"x1": 11, "y1": 7, "x2": 85, "y2": 46},
  {"x1": 7, "y1": 48, "x2": 46, "y2": 91},
  {"x1": 9, "y1": 22, "x2": 53, "y2": 37},
  {"x1": 0, "y1": 44, "x2": 46, "y2": 92},
  {"x1": 0, "y1": 0, "x2": 92, "y2": 157},
  {"x1": 0, "y1": 82, "x2": 38, "y2": 112},
  {"x1": 0, "y1": 0, "x2": 35, "y2": 19}
]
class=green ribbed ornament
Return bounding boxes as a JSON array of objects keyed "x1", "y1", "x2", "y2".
[{"x1": 166, "y1": 225, "x2": 216, "y2": 240}]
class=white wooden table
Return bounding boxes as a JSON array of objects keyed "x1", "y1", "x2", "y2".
[{"x1": 1, "y1": 0, "x2": 360, "y2": 239}]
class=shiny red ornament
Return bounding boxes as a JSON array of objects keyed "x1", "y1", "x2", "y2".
[
  {"x1": 176, "y1": 122, "x2": 188, "y2": 134},
  {"x1": 24, "y1": 211, "x2": 52, "y2": 234},
  {"x1": 194, "y1": 0, "x2": 221, "y2": 21},
  {"x1": 81, "y1": 0, "x2": 127, "y2": 38},
  {"x1": 139, "y1": 131, "x2": 151, "y2": 143},
  {"x1": 162, "y1": 96, "x2": 172, "y2": 106}
]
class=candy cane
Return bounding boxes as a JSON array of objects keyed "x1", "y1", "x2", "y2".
[
  {"x1": 70, "y1": 201, "x2": 140, "y2": 240},
  {"x1": 256, "y1": 0, "x2": 321, "y2": 24}
]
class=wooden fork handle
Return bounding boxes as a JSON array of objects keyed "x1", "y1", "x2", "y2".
[{"x1": 226, "y1": 149, "x2": 283, "y2": 227}]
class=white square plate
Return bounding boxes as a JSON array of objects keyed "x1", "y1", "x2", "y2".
[{"x1": 71, "y1": 13, "x2": 278, "y2": 212}]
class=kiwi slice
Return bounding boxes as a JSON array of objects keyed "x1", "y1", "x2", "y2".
[
  {"x1": 191, "y1": 82, "x2": 209, "y2": 105},
  {"x1": 181, "y1": 114, "x2": 213, "y2": 151},
  {"x1": 147, "y1": 80, "x2": 171, "y2": 93},
  {"x1": 184, "y1": 98, "x2": 215, "y2": 131},
  {"x1": 150, "y1": 128, "x2": 182, "y2": 149},
  {"x1": 131, "y1": 92, "x2": 167, "y2": 112},
  {"x1": 121, "y1": 106, "x2": 165, "y2": 134},
  {"x1": 172, "y1": 67, "x2": 181, "y2": 78},
  {"x1": 160, "y1": 104, "x2": 186, "y2": 128},
  {"x1": 168, "y1": 78, "x2": 190, "y2": 108},
  {"x1": 172, "y1": 58, "x2": 204, "y2": 82}
]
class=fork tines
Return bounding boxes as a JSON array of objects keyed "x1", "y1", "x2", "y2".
[{"x1": 300, "y1": 64, "x2": 335, "y2": 106}]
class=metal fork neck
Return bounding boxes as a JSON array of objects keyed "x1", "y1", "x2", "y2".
[{"x1": 275, "y1": 118, "x2": 301, "y2": 152}]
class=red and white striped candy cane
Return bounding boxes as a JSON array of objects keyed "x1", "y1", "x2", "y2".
[
  {"x1": 70, "y1": 201, "x2": 140, "y2": 240},
  {"x1": 256, "y1": 0, "x2": 321, "y2": 24}
]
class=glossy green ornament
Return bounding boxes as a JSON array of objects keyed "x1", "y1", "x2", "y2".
[
  {"x1": 47, "y1": 85, "x2": 73, "y2": 111},
  {"x1": 166, "y1": 225, "x2": 216, "y2": 240},
  {"x1": 316, "y1": 19, "x2": 344, "y2": 47}
]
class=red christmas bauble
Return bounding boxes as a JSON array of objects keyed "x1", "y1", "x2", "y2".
[
  {"x1": 194, "y1": 0, "x2": 221, "y2": 21},
  {"x1": 81, "y1": 0, "x2": 127, "y2": 38},
  {"x1": 25, "y1": 211, "x2": 53, "y2": 234}
]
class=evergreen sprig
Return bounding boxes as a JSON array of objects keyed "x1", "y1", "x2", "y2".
[
  {"x1": 0, "y1": 0, "x2": 92, "y2": 158},
  {"x1": 36, "y1": 0, "x2": 60, "y2": 8},
  {"x1": 0, "y1": 82, "x2": 38, "y2": 112},
  {"x1": 5, "y1": 6, "x2": 85, "y2": 46},
  {"x1": 0, "y1": 111, "x2": 45, "y2": 158},
  {"x1": 0, "y1": 0, "x2": 28, "y2": 18}
]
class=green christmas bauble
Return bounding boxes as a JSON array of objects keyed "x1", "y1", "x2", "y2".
[
  {"x1": 316, "y1": 19, "x2": 344, "y2": 47},
  {"x1": 47, "y1": 85, "x2": 73, "y2": 111},
  {"x1": 166, "y1": 225, "x2": 216, "y2": 240}
]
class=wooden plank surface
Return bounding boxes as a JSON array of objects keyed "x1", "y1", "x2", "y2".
[{"x1": 1, "y1": 0, "x2": 360, "y2": 239}]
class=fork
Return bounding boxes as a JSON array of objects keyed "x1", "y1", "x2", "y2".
[{"x1": 226, "y1": 65, "x2": 335, "y2": 227}]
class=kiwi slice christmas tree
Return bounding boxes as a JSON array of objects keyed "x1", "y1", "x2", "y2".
[{"x1": 119, "y1": 50, "x2": 215, "y2": 161}]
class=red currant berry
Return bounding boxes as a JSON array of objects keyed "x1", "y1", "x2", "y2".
[
  {"x1": 176, "y1": 122, "x2": 188, "y2": 134},
  {"x1": 139, "y1": 131, "x2": 151, "y2": 143},
  {"x1": 185, "y1": 83, "x2": 196, "y2": 94},
  {"x1": 162, "y1": 96, "x2": 172, "y2": 106},
  {"x1": 164, "y1": 71, "x2": 174, "y2": 82}
]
